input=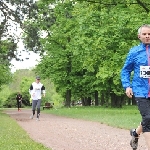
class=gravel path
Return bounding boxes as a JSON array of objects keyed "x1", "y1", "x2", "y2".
[{"x1": 4, "y1": 109, "x2": 147, "y2": 150}]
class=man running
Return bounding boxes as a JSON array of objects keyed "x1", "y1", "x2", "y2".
[{"x1": 29, "y1": 76, "x2": 46, "y2": 121}]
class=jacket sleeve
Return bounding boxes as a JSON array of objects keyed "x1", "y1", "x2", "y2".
[
  {"x1": 29, "y1": 84, "x2": 33, "y2": 94},
  {"x1": 41, "y1": 85, "x2": 46, "y2": 94},
  {"x1": 121, "y1": 48, "x2": 134, "y2": 89}
]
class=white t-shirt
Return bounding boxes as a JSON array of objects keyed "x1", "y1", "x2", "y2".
[{"x1": 29, "y1": 82, "x2": 45, "y2": 100}]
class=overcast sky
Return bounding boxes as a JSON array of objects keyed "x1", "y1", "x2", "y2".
[
  {"x1": 10, "y1": 40, "x2": 41, "y2": 73},
  {"x1": 11, "y1": 51, "x2": 41, "y2": 73},
  {"x1": 4, "y1": 19, "x2": 41, "y2": 73}
]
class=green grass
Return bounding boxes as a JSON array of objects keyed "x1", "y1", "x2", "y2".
[
  {"x1": 44, "y1": 105, "x2": 142, "y2": 130},
  {"x1": 0, "y1": 109, "x2": 51, "y2": 150}
]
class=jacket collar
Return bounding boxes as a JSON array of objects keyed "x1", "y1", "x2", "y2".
[{"x1": 141, "y1": 43, "x2": 150, "y2": 48}]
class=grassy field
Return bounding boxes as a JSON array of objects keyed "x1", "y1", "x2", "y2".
[
  {"x1": 43, "y1": 105, "x2": 142, "y2": 130},
  {"x1": 0, "y1": 109, "x2": 51, "y2": 150}
]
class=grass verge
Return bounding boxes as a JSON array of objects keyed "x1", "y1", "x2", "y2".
[
  {"x1": 44, "y1": 105, "x2": 141, "y2": 130},
  {"x1": 0, "y1": 109, "x2": 51, "y2": 150}
]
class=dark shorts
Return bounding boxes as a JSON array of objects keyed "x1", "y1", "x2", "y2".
[{"x1": 135, "y1": 97, "x2": 150, "y2": 132}]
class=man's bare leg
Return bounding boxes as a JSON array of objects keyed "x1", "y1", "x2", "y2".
[
  {"x1": 136, "y1": 124, "x2": 150, "y2": 150},
  {"x1": 136, "y1": 124, "x2": 142, "y2": 135}
]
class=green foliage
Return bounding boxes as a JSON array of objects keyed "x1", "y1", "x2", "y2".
[
  {"x1": 24, "y1": 0, "x2": 150, "y2": 107},
  {"x1": 2, "y1": 0, "x2": 150, "y2": 107},
  {"x1": 10, "y1": 69, "x2": 35, "y2": 92},
  {"x1": 20, "y1": 77, "x2": 34, "y2": 105},
  {"x1": 0, "y1": 85, "x2": 12, "y2": 107},
  {"x1": 0, "y1": 40, "x2": 17, "y2": 64},
  {"x1": 0, "y1": 0, "x2": 36, "y2": 39},
  {"x1": 0, "y1": 0, "x2": 38, "y2": 68},
  {"x1": 38, "y1": 79, "x2": 64, "y2": 107},
  {"x1": 0, "y1": 69, "x2": 35, "y2": 107},
  {"x1": 0, "y1": 40, "x2": 13, "y2": 90},
  {"x1": 3, "y1": 93, "x2": 17, "y2": 108},
  {"x1": 51, "y1": 93, "x2": 64, "y2": 107},
  {"x1": 0, "y1": 69, "x2": 63, "y2": 108},
  {"x1": 0, "y1": 64, "x2": 12, "y2": 88}
]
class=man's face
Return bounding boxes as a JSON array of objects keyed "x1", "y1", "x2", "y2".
[
  {"x1": 36, "y1": 79, "x2": 40, "y2": 83},
  {"x1": 138, "y1": 27, "x2": 150, "y2": 44}
]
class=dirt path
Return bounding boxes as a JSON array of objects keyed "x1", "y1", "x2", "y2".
[{"x1": 4, "y1": 109, "x2": 147, "y2": 150}]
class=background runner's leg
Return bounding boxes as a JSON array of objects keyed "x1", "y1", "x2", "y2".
[{"x1": 37, "y1": 99, "x2": 41, "y2": 118}]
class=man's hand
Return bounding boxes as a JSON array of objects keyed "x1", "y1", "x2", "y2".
[{"x1": 126, "y1": 87, "x2": 133, "y2": 98}]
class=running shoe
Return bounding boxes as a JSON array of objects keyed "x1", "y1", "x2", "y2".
[
  {"x1": 130, "y1": 129, "x2": 138, "y2": 150},
  {"x1": 29, "y1": 115, "x2": 34, "y2": 119}
]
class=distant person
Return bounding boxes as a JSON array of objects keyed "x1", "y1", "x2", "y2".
[
  {"x1": 29, "y1": 76, "x2": 46, "y2": 121},
  {"x1": 121, "y1": 24, "x2": 150, "y2": 150},
  {"x1": 16, "y1": 92, "x2": 22, "y2": 111}
]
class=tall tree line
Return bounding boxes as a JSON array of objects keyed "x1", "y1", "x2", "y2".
[
  {"x1": 23, "y1": 0, "x2": 150, "y2": 107},
  {"x1": 1, "y1": 0, "x2": 150, "y2": 107}
]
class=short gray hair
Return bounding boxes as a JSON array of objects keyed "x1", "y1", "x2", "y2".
[{"x1": 138, "y1": 24, "x2": 150, "y2": 34}]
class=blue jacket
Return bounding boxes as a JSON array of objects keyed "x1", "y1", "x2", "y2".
[{"x1": 121, "y1": 43, "x2": 150, "y2": 98}]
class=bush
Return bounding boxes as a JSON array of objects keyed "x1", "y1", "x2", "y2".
[
  {"x1": 3, "y1": 93, "x2": 17, "y2": 108},
  {"x1": 21, "y1": 92, "x2": 30, "y2": 106},
  {"x1": 3, "y1": 92, "x2": 30, "y2": 108}
]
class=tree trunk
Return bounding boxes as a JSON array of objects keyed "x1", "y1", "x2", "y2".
[
  {"x1": 82, "y1": 97, "x2": 91, "y2": 106},
  {"x1": 127, "y1": 98, "x2": 131, "y2": 105},
  {"x1": 81, "y1": 97, "x2": 85, "y2": 106},
  {"x1": 110, "y1": 93, "x2": 122, "y2": 108},
  {"x1": 95, "y1": 90, "x2": 98, "y2": 106},
  {"x1": 65, "y1": 89, "x2": 71, "y2": 107},
  {"x1": 131, "y1": 95, "x2": 136, "y2": 105},
  {"x1": 84, "y1": 97, "x2": 88, "y2": 106},
  {"x1": 65, "y1": 51, "x2": 72, "y2": 107},
  {"x1": 100, "y1": 93, "x2": 105, "y2": 106},
  {"x1": 87, "y1": 97, "x2": 91, "y2": 106}
]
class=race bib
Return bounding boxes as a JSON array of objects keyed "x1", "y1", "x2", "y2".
[{"x1": 140, "y1": 66, "x2": 150, "y2": 78}]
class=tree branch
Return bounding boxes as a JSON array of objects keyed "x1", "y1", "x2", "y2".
[
  {"x1": 136, "y1": 0, "x2": 149, "y2": 13},
  {"x1": 84, "y1": 0, "x2": 150, "y2": 8}
]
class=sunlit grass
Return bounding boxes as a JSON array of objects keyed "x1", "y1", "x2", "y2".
[
  {"x1": 0, "y1": 109, "x2": 51, "y2": 150},
  {"x1": 44, "y1": 105, "x2": 141, "y2": 130}
]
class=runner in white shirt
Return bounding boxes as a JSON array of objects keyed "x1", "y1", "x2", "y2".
[{"x1": 29, "y1": 76, "x2": 46, "y2": 121}]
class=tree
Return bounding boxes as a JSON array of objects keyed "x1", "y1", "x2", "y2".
[
  {"x1": 0, "y1": 0, "x2": 38, "y2": 52},
  {"x1": 24, "y1": 0, "x2": 150, "y2": 107},
  {"x1": 0, "y1": 69, "x2": 63, "y2": 107},
  {"x1": 0, "y1": 0, "x2": 38, "y2": 88}
]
